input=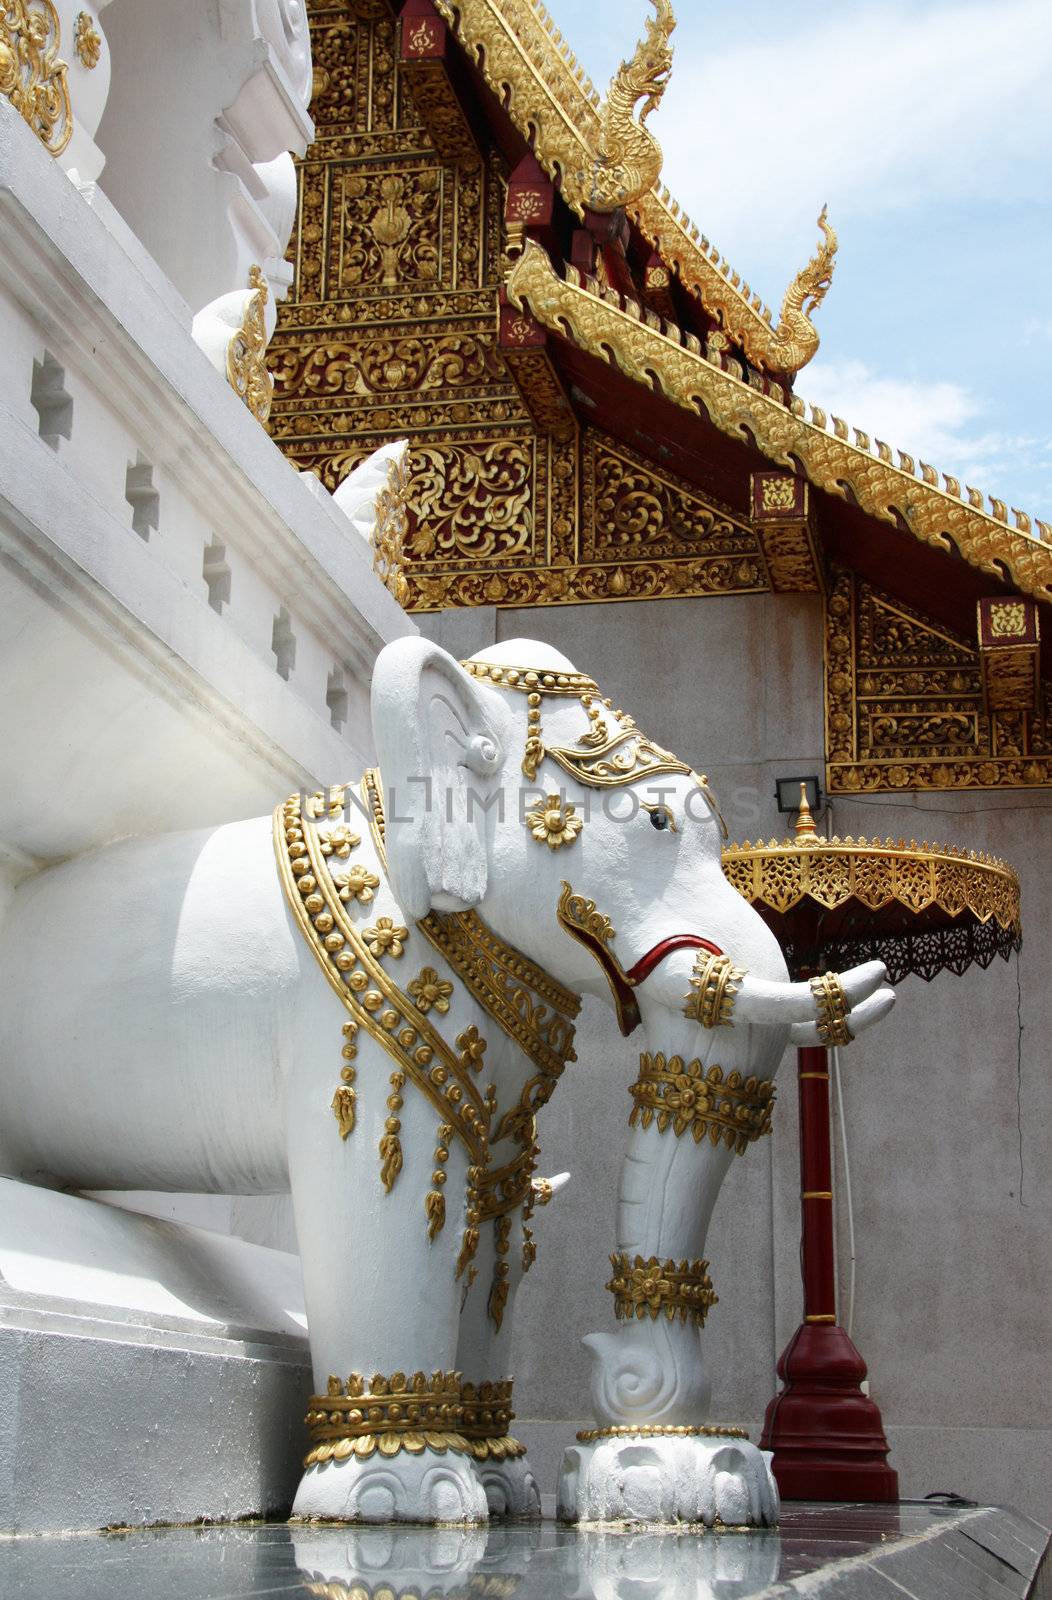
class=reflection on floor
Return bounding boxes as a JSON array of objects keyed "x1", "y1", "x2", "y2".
[{"x1": 0, "y1": 1501, "x2": 1048, "y2": 1599}]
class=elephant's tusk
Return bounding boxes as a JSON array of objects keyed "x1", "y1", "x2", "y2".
[
  {"x1": 556, "y1": 881, "x2": 725, "y2": 1038},
  {"x1": 532, "y1": 1171, "x2": 570, "y2": 1206}
]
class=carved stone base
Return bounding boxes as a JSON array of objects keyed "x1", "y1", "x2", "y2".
[
  {"x1": 557, "y1": 1433, "x2": 779, "y2": 1528},
  {"x1": 293, "y1": 1448, "x2": 489, "y2": 1525},
  {"x1": 473, "y1": 1452, "x2": 541, "y2": 1519}
]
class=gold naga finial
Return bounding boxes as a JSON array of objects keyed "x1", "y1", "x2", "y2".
[
  {"x1": 794, "y1": 783, "x2": 822, "y2": 845},
  {"x1": 769, "y1": 205, "x2": 838, "y2": 373},
  {"x1": 588, "y1": 0, "x2": 676, "y2": 213}
]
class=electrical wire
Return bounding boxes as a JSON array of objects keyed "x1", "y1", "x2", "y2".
[
  {"x1": 830, "y1": 1042, "x2": 857, "y2": 1337},
  {"x1": 823, "y1": 797, "x2": 857, "y2": 1337}
]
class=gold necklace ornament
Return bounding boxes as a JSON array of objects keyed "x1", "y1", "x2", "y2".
[
  {"x1": 276, "y1": 788, "x2": 494, "y2": 1273},
  {"x1": 275, "y1": 791, "x2": 490, "y2": 1170},
  {"x1": 281, "y1": 771, "x2": 580, "y2": 1269},
  {"x1": 362, "y1": 771, "x2": 580, "y2": 1121}
]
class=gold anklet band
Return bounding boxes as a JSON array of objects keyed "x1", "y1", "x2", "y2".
[
  {"x1": 629, "y1": 1054, "x2": 775, "y2": 1154},
  {"x1": 576, "y1": 1423, "x2": 749, "y2": 1443},
  {"x1": 304, "y1": 1372, "x2": 524, "y2": 1467}
]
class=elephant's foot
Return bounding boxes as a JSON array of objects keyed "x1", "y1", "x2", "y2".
[
  {"x1": 473, "y1": 1451, "x2": 541, "y2": 1519},
  {"x1": 550, "y1": 1525, "x2": 783, "y2": 1594},
  {"x1": 293, "y1": 1446, "x2": 489, "y2": 1525},
  {"x1": 557, "y1": 1432, "x2": 779, "y2": 1528},
  {"x1": 291, "y1": 1525, "x2": 488, "y2": 1589}
]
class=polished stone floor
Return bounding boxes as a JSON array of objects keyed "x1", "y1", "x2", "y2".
[{"x1": 1, "y1": 1502, "x2": 1048, "y2": 1598}]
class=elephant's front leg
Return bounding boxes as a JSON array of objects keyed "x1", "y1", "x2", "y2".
[
  {"x1": 559, "y1": 1017, "x2": 781, "y2": 1527},
  {"x1": 584, "y1": 1115, "x2": 734, "y2": 1429},
  {"x1": 287, "y1": 1043, "x2": 488, "y2": 1525},
  {"x1": 454, "y1": 1196, "x2": 542, "y2": 1519}
]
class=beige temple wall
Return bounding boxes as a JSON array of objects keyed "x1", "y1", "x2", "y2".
[{"x1": 418, "y1": 595, "x2": 1052, "y2": 1526}]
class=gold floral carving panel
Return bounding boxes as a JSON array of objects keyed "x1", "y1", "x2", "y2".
[
  {"x1": 336, "y1": 164, "x2": 443, "y2": 289},
  {"x1": 405, "y1": 438, "x2": 536, "y2": 562},
  {"x1": 585, "y1": 435, "x2": 759, "y2": 569},
  {"x1": 826, "y1": 568, "x2": 1052, "y2": 792},
  {"x1": 268, "y1": 2, "x2": 770, "y2": 611}
]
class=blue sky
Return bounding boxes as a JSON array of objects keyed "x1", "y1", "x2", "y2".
[{"x1": 547, "y1": 0, "x2": 1052, "y2": 520}]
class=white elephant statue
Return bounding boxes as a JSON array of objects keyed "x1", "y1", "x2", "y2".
[{"x1": 0, "y1": 637, "x2": 893, "y2": 1525}]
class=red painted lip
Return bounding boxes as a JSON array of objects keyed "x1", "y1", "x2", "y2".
[{"x1": 626, "y1": 934, "x2": 724, "y2": 988}]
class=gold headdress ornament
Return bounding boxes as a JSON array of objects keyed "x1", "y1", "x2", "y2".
[{"x1": 459, "y1": 657, "x2": 690, "y2": 790}]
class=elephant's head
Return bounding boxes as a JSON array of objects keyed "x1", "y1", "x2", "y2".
[{"x1": 371, "y1": 636, "x2": 893, "y2": 1060}]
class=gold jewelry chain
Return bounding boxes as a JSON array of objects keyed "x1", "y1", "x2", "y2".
[
  {"x1": 275, "y1": 794, "x2": 488, "y2": 1165},
  {"x1": 362, "y1": 769, "x2": 581, "y2": 1160}
]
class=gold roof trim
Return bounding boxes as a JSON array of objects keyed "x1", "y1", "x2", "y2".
[
  {"x1": 506, "y1": 241, "x2": 1052, "y2": 602},
  {"x1": 433, "y1": 0, "x2": 831, "y2": 373},
  {"x1": 723, "y1": 834, "x2": 1021, "y2": 934},
  {"x1": 629, "y1": 198, "x2": 836, "y2": 375}
]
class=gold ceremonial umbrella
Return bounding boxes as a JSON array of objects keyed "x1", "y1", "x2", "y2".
[
  {"x1": 720, "y1": 790, "x2": 1021, "y2": 1503},
  {"x1": 722, "y1": 793, "x2": 1021, "y2": 985}
]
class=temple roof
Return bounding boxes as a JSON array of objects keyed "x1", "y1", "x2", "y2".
[
  {"x1": 412, "y1": 0, "x2": 1049, "y2": 606},
  {"x1": 432, "y1": 0, "x2": 836, "y2": 377},
  {"x1": 506, "y1": 241, "x2": 1052, "y2": 605}
]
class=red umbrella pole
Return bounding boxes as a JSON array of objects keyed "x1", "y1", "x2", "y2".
[{"x1": 759, "y1": 1045, "x2": 898, "y2": 1502}]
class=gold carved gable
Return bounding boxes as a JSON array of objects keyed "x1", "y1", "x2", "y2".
[
  {"x1": 826, "y1": 568, "x2": 1052, "y2": 792},
  {"x1": 267, "y1": 1, "x2": 769, "y2": 611},
  {"x1": 583, "y1": 435, "x2": 760, "y2": 571}
]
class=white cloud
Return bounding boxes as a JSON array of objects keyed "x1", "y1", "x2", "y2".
[
  {"x1": 656, "y1": 0, "x2": 1052, "y2": 261},
  {"x1": 800, "y1": 358, "x2": 1051, "y2": 514}
]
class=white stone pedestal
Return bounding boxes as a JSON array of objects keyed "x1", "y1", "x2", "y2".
[
  {"x1": 557, "y1": 1431, "x2": 779, "y2": 1528},
  {"x1": 0, "y1": 1179, "x2": 311, "y2": 1532}
]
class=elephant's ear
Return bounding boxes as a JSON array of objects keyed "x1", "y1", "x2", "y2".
[{"x1": 371, "y1": 638, "x2": 504, "y2": 920}]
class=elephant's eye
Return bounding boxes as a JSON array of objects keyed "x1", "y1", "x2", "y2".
[{"x1": 644, "y1": 803, "x2": 677, "y2": 833}]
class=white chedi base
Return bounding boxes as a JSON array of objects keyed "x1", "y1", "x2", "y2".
[
  {"x1": 293, "y1": 1449, "x2": 490, "y2": 1525},
  {"x1": 557, "y1": 1433, "x2": 780, "y2": 1528}
]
